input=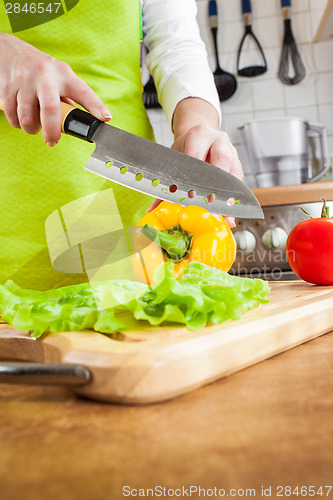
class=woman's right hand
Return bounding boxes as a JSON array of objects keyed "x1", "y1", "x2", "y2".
[{"x1": 0, "y1": 33, "x2": 112, "y2": 146}]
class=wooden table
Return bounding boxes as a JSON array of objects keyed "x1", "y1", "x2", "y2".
[{"x1": 1, "y1": 331, "x2": 333, "y2": 500}]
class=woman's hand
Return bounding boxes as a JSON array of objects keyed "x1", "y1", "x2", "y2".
[
  {"x1": 0, "y1": 33, "x2": 111, "y2": 146},
  {"x1": 171, "y1": 124, "x2": 243, "y2": 180}
]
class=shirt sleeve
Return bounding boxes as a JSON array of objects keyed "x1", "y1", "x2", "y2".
[{"x1": 141, "y1": 0, "x2": 221, "y2": 129}]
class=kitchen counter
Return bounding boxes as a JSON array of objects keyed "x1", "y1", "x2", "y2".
[{"x1": 1, "y1": 331, "x2": 333, "y2": 500}]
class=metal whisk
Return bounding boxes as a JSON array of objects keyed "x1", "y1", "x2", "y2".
[{"x1": 278, "y1": 0, "x2": 306, "y2": 85}]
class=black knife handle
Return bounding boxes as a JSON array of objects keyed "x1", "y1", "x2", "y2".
[
  {"x1": 63, "y1": 106, "x2": 102, "y2": 142},
  {"x1": 0, "y1": 99, "x2": 102, "y2": 142}
]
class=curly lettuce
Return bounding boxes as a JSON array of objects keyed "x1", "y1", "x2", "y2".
[{"x1": 0, "y1": 262, "x2": 270, "y2": 338}]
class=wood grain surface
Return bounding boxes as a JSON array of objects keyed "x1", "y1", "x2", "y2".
[
  {"x1": 1, "y1": 331, "x2": 333, "y2": 500},
  {"x1": 1, "y1": 282, "x2": 333, "y2": 405},
  {"x1": 252, "y1": 181, "x2": 333, "y2": 206}
]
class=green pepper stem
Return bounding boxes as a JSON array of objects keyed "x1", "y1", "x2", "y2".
[{"x1": 141, "y1": 223, "x2": 191, "y2": 261}]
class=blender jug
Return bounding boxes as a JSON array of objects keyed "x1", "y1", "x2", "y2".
[{"x1": 239, "y1": 117, "x2": 330, "y2": 187}]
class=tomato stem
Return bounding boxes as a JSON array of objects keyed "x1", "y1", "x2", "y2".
[
  {"x1": 321, "y1": 198, "x2": 330, "y2": 218},
  {"x1": 300, "y1": 207, "x2": 312, "y2": 218},
  {"x1": 300, "y1": 198, "x2": 331, "y2": 219}
]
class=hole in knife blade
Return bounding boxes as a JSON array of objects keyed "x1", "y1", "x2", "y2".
[
  {"x1": 152, "y1": 179, "x2": 160, "y2": 187},
  {"x1": 188, "y1": 190, "x2": 196, "y2": 198},
  {"x1": 169, "y1": 184, "x2": 177, "y2": 193},
  {"x1": 106, "y1": 161, "x2": 112, "y2": 169},
  {"x1": 120, "y1": 167, "x2": 127, "y2": 175},
  {"x1": 207, "y1": 194, "x2": 216, "y2": 203},
  {"x1": 136, "y1": 173, "x2": 143, "y2": 181},
  {"x1": 227, "y1": 197, "x2": 235, "y2": 206}
]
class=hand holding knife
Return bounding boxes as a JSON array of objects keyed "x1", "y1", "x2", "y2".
[{"x1": 0, "y1": 99, "x2": 263, "y2": 219}]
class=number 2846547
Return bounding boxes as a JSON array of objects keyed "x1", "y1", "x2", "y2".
[{"x1": 5, "y1": 3, "x2": 62, "y2": 14}]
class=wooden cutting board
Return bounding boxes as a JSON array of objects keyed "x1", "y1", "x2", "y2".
[{"x1": 1, "y1": 281, "x2": 333, "y2": 404}]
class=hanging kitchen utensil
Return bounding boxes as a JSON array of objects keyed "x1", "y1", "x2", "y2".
[
  {"x1": 278, "y1": 0, "x2": 306, "y2": 85},
  {"x1": 237, "y1": 0, "x2": 267, "y2": 77},
  {"x1": 208, "y1": 0, "x2": 237, "y2": 101},
  {"x1": 140, "y1": 0, "x2": 160, "y2": 110},
  {"x1": 143, "y1": 73, "x2": 161, "y2": 109}
]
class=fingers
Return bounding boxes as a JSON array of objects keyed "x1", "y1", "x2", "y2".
[
  {"x1": 37, "y1": 81, "x2": 62, "y2": 146},
  {"x1": 223, "y1": 216, "x2": 236, "y2": 229},
  {"x1": 1, "y1": 93, "x2": 20, "y2": 129},
  {"x1": 175, "y1": 125, "x2": 215, "y2": 161},
  {"x1": 229, "y1": 157, "x2": 244, "y2": 180},
  {"x1": 1, "y1": 44, "x2": 111, "y2": 145},
  {"x1": 147, "y1": 198, "x2": 162, "y2": 213},
  {"x1": 64, "y1": 72, "x2": 112, "y2": 121},
  {"x1": 16, "y1": 89, "x2": 41, "y2": 135},
  {"x1": 207, "y1": 132, "x2": 244, "y2": 180},
  {"x1": 173, "y1": 125, "x2": 244, "y2": 181}
]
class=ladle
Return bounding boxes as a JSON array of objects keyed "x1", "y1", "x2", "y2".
[{"x1": 209, "y1": 0, "x2": 237, "y2": 101}]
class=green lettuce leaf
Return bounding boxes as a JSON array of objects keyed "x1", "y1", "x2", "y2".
[
  {"x1": 125, "y1": 262, "x2": 270, "y2": 329},
  {"x1": 0, "y1": 262, "x2": 270, "y2": 337}
]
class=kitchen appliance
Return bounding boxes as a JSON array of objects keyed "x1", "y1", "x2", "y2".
[
  {"x1": 0, "y1": 99, "x2": 262, "y2": 219},
  {"x1": 208, "y1": 0, "x2": 237, "y2": 101},
  {"x1": 278, "y1": 0, "x2": 306, "y2": 85},
  {"x1": 239, "y1": 117, "x2": 330, "y2": 188},
  {"x1": 230, "y1": 182, "x2": 333, "y2": 281},
  {"x1": 1, "y1": 281, "x2": 333, "y2": 403},
  {"x1": 237, "y1": 0, "x2": 267, "y2": 77}
]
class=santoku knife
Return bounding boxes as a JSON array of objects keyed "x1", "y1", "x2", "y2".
[{"x1": 0, "y1": 100, "x2": 264, "y2": 219}]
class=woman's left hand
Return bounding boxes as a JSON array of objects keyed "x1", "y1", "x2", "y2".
[{"x1": 171, "y1": 124, "x2": 243, "y2": 180}]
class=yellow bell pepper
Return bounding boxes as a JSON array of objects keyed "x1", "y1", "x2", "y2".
[{"x1": 132, "y1": 201, "x2": 236, "y2": 284}]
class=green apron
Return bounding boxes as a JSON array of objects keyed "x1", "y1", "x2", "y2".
[{"x1": 0, "y1": 0, "x2": 155, "y2": 290}]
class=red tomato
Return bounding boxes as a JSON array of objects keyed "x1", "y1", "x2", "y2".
[{"x1": 286, "y1": 217, "x2": 333, "y2": 285}]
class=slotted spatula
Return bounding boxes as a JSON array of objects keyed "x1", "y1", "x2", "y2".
[{"x1": 237, "y1": 0, "x2": 267, "y2": 77}]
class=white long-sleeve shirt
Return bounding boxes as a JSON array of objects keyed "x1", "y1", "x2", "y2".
[{"x1": 142, "y1": 0, "x2": 221, "y2": 128}]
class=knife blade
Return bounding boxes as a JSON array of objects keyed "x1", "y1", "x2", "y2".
[
  {"x1": 0, "y1": 99, "x2": 263, "y2": 219},
  {"x1": 62, "y1": 104, "x2": 263, "y2": 219}
]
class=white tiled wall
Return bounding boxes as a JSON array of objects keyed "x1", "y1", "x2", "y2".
[{"x1": 146, "y1": 0, "x2": 333, "y2": 187}]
